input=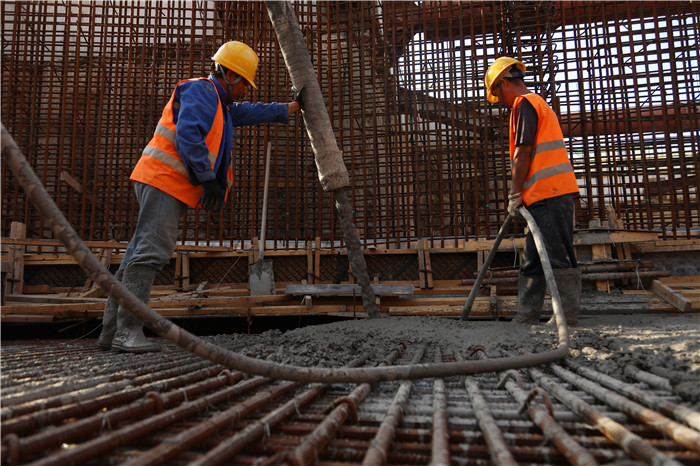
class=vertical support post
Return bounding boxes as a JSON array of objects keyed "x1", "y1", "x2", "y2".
[
  {"x1": 81, "y1": 245, "x2": 114, "y2": 297},
  {"x1": 606, "y1": 206, "x2": 632, "y2": 260},
  {"x1": 418, "y1": 240, "x2": 427, "y2": 289},
  {"x1": 423, "y1": 239, "x2": 433, "y2": 289},
  {"x1": 307, "y1": 241, "x2": 315, "y2": 284},
  {"x1": 418, "y1": 239, "x2": 433, "y2": 290},
  {"x1": 314, "y1": 237, "x2": 321, "y2": 283},
  {"x1": 175, "y1": 252, "x2": 190, "y2": 290},
  {"x1": 591, "y1": 243, "x2": 612, "y2": 292},
  {"x1": 5, "y1": 222, "x2": 26, "y2": 297}
]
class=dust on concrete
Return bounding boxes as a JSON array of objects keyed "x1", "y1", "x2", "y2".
[{"x1": 207, "y1": 313, "x2": 700, "y2": 407}]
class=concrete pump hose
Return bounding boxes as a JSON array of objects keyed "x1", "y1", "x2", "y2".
[
  {"x1": 517, "y1": 207, "x2": 571, "y2": 349},
  {"x1": 1, "y1": 124, "x2": 569, "y2": 383}
]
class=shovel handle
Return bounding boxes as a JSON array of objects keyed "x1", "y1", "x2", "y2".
[
  {"x1": 460, "y1": 214, "x2": 514, "y2": 320},
  {"x1": 259, "y1": 141, "x2": 272, "y2": 260}
]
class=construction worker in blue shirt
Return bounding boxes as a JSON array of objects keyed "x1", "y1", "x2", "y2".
[{"x1": 98, "y1": 41, "x2": 304, "y2": 353}]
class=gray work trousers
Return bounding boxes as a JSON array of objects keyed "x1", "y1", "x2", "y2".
[
  {"x1": 520, "y1": 193, "x2": 577, "y2": 275},
  {"x1": 118, "y1": 181, "x2": 189, "y2": 275}
]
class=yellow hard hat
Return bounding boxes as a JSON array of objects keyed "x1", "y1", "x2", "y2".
[
  {"x1": 484, "y1": 57, "x2": 526, "y2": 103},
  {"x1": 212, "y1": 41, "x2": 258, "y2": 89}
]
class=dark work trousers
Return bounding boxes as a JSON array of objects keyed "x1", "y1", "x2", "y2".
[{"x1": 520, "y1": 193, "x2": 577, "y2": 275}]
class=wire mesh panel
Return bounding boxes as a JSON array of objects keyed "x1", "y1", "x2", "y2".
[{"x1": 2, "y1": 1, "x2": 698, "y2": 249}]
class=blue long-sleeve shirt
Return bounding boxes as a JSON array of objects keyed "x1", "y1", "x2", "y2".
[{"x1": 172, "y1": 75, "x2": 289, "y2": 194}]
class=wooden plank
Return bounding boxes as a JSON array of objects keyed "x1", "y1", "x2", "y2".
[
  {"x1": 650, "y1": 279, "x2": 692, "y2": 312},
  {"x1": 5, "y1": 294, "x2": 106, "y2": 304},
  {"x1": 0, "y1": 315, "x2": 55, "y2": 323},
  {"x1": 82, "y1": 246, "x2": 113, "y2": 292},
  {"x1": 307, "y1": 242, "x2": 314, "y2": 284},
  {"x1": 59, "y1": 171, "x2": 83, "y2": 193},
  {"x1": 417, "y1": 240, "x2": 427, "y2": 289},
  {"x1": 5, "y1": 222, "x2": 26, "y2": 296},
  {"x1": 424, "y1": 239, "x2": 434, "y2": 289},
  {"x1": 314, "y1": 237, "x2": 321, "y2": 284},
  {"x1": 250, "y1": 237, "x2": 259, "y2": 263},
  {"x1": 2, "y1": 302, "x2": 105, "y2": 314},
  {"x1": 657, "y1": 276, "x2": 700, "y2": 286},
  {"x1": 176, "y1": 252, "x2": 190, "y2": 289},
  {"x1": 606, "y1": 206, "x2": 632, "y2": 260},
  {"x1": 575, "y1": 230, "x2": 659, "y2": 245},
  {"x1": 591, "y1": 243, "x2": 611, "y2": 292},
  {"x1": 1, "y1": 295, "x2": 293, "y2": 316},
  {"x1": 285, "y1": 284, "x2": 414, "y2": 296}
]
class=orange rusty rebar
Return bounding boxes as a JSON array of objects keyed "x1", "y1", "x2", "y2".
[
  {"x1": 430, "y1": 348, "x2": 450, "y2": 466},
  {"x1": 497, "y1": 369, "x2": 598, "y2": 466},
  {"x1": 528, "y1": 365, "x2": 684, "y2": 466},
  {"x1": 286, "y1": 344, "x2": 405, "y2": 465},
  {"x1": 550, "y1": 363, "x2": 700, "y2": 453},
  {"x1": 163, "y1": 353, "x2": 370, "y2": 466},
  {"x1": 362, "y1": 344, "x2": 427, "y2": 465}
]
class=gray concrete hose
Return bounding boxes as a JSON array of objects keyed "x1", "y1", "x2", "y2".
[{"x1": 2, "y1": 124, "x2": 569, "y2": 383}]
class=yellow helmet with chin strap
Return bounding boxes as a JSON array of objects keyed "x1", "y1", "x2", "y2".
[
  {"x1": 485, "y1": 57, "x2": 526, "y2": 103},
  {"x1": 212, "y1": 41, "x2": 258, "y2": 90}
]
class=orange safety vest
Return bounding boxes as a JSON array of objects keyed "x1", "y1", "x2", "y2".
[
  {"x1": 509, "y1": 93, "x2": 579, "y2": 206},
  {"x1": 131, "y1": 78, "x2": 231, "y2": 208}
]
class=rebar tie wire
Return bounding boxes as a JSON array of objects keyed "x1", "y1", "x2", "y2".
[{"x1": 2, "y1": 124, "x2": 570, "y2": 384}]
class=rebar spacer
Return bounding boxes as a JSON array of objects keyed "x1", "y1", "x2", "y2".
[
  {"x1": 333, "y1": 395, "x2": 359, "y2": 423},
  {"x1": 218, "y1": 369, "x2": 237, "y2": 386},
  {"x1": 145, "y1": 391, "x2": 164, "y2": 413},
  {"x1": 3, "y1": 433, "x2": 19, "y2": 466},
  {"x1": 466, "y1": 346, "x2": 487, "y2": 360},
  {"x1": 497, "y1": 369, "x2": 524, "y2": 389},
  {"x1": 520, "y1": 387, "x2": 554, "y2": 417}
]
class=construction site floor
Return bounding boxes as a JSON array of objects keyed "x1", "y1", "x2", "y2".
[{"x1": 2, "y1": 313, "x2": 699, "y2": 465}]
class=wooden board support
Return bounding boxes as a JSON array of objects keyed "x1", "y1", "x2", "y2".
[
  {"x1": 606, "y1": 206, "x2": 632, "y2": 261},
  {"x1": 175, "y1": 252, "x2": 191, "y2": 290},
  {"x1": 306, "y1": 237, "x2": 321, "y2": 284},
  {"x1": 591, "y1": 242, "x2": 612, "y2": 292},
  {"x1": 250, "y1": 237, "x2": 259, "y2": 263},
  {"x1": 4, "y1": 222, "x2": 26, "y2": 297},
  {"x1": 650, "y1": 279, "x2": 692, "y2": 312},
  {"x1": 417, "y1": 239, "x2": 433, "y2": 289},
  {"x1": 59, "y1": 171, "x2": 83, "y2": 193},
  {"x1": 285, "y1": 284, "x2": 414, "y2": 296},
  {"x1": 79, "y1": 245, "x2": 114, "y2": 297}
]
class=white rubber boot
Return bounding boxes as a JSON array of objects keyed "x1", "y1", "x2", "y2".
[
  {"x1": 97, "y1": 269, "x2": 123, "y2": 350},
  {"x1": 111, "y1": 265, "x2": 160, "y2": 353}
]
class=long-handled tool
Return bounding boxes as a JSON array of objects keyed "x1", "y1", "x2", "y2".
[
  {"x1": 249, "y1": 142, "x2": 275, "y2": 296},
  {"x1": 460, "y1": 214, "x2": 514, "y2": 320}
]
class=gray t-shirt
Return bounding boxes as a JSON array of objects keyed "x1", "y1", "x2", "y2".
[{"x1": 514, "y1": 98, "x2": 538, "y2": 147}]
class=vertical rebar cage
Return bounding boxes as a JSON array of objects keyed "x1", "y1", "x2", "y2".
[{"x1": 2, "y1": 1, "x2": 698, "y2": 249}]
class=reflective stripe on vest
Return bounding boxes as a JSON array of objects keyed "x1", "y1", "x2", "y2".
[
  {"x1": 130, "y1": 78, "x2": 225, "y2": 208},
  {"x1": 510, "y1": 93, "x2": 579, "y2": 205}
]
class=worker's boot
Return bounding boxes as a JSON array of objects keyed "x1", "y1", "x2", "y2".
[
  {"x1": 513, "y1": 273, "x2": 547, "y2": 325},
  {"x1": 97, "y1": 269, "x2": 123, "y2": 350},
  {"x1": 111, "y1": 265, "x2": 160, "y2": 353},
  {"x1": 548, "y1": 268, "x2": 582, "y2": 327}
]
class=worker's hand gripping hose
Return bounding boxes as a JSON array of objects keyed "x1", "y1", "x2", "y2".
[{"x1": 2, "y1": 125, "x2": 569, "y2": 383}]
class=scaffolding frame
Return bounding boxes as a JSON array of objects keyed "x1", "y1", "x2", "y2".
[{"x1": 2, "y1": 1, "x2": 698, "y2": 251}]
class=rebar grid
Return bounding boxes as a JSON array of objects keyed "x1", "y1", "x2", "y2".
[
  {"x1": 2, "y1": 1, "x2": 698, "y2": 249},
  {"x1": 1, "y1": 339, "x2": 699, "y2": 465}
]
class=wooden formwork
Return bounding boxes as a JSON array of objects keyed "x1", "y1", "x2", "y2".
[{"x1": 2, "y1": 223, "x2": 699, "y2": 324}]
